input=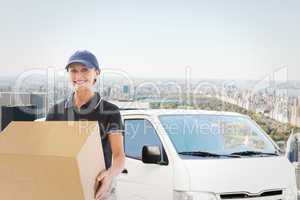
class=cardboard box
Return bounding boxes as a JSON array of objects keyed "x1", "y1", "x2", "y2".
[{"x1": 0, "y1": 121, "x2": 105, "y2": 200}]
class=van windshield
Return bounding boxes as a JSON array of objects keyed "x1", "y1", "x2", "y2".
[{"x1": 159, "y1": 114, "x2": 277, "y2": 156}]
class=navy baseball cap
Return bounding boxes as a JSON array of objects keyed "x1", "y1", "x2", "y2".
[{"x1": 66, "y1": 50, "x2": 100, "y2": 71}]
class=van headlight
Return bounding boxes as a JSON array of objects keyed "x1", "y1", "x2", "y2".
[
  {"x1": 285, "y1": 185, "x2": 298, "y2": 200},
  {"x1": 174, "y1": 191, "x2": 217, "y2": 200}
]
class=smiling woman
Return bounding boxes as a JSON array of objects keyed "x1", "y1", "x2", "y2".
[
  {"x1": 46, "y1": 50, "x2": 125, "y2": 200},
  {"x1": 68, "y1": 63, "x2": 100, "y2": 108}
]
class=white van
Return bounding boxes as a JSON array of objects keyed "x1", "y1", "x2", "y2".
[{"x1": 117, "y1": 109, "x2": 297, "y2": 200}]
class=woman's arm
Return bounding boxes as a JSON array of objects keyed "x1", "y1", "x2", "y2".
[
  {"x1": 108, "y1": 133, "x2": 125, "y2": 176},
  {"x1": 95, "y1": 133, "x2": 125, "y2": 200}
]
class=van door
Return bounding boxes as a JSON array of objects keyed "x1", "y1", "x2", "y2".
[{"x1": 117, "y1": 117, "x2": 173, "y2": 200}]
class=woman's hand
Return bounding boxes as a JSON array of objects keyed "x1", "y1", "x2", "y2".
[{"x1": 94, "y1": 169, "x2": 113, "y2": 200}]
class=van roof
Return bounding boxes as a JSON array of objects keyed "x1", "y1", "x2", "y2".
[
  {"x1": 120, "y1": 109, "x2": 247, "y2": 118},
  {"x1": 35, "y1": 109, "x2": 247, "y2": 122}
]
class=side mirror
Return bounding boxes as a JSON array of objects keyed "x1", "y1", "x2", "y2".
[
  {"x1": 142, "y1": 145, "x2": 162, "y2": 164},
  {"x1": 287, "y1": 138, "x2": 299, "y2": 163}
]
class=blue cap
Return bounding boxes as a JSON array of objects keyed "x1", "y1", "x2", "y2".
[{"x1": 66, "y1": 50, "x2": 100, "y2": 71}]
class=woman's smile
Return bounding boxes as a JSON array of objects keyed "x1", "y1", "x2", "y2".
[{"x1": 73, "y1": 80, "x2": 88, "y2": 85}]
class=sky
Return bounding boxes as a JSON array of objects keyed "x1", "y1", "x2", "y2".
[{"x1": 0, "y1": 0, "x2": 300, "y2": 80}]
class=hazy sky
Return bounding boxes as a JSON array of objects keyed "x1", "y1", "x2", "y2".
[{"x1": 1, "y1": 0, "x2": 299, "y2": 80}]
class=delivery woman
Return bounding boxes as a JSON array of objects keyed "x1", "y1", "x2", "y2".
[{"x1": 46, "y1": 50, "x2": 125, "y2": 200}]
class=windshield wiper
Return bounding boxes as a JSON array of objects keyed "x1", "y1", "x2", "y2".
[
  {"x1": 178, "y1": 151, "x2": 240, "y2": 158},
  {"x1": 230, "y1": 151, "x2": 279, "y2": 156}
]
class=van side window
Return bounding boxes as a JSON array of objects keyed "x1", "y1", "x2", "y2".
[{"x1": 124, "y1": 119, "x2": 162, "y2": 160}]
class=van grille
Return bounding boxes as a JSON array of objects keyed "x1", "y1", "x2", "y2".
[{"x1": 219, "y1": 189, "x2": 283, "y2": 200}]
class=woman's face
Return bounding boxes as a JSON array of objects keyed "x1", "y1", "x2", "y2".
[{"x1": 68, "y1": 63, "x2": 100, "y2": 91}]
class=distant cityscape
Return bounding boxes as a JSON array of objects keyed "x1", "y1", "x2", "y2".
[{"x1": 1, "y1": 74, "x2": 300, "y2": 140}]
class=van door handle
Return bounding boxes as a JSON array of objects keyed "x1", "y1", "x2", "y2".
[{"x1": 121, "y1": 169, "x2": 128, "y2": 174}]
